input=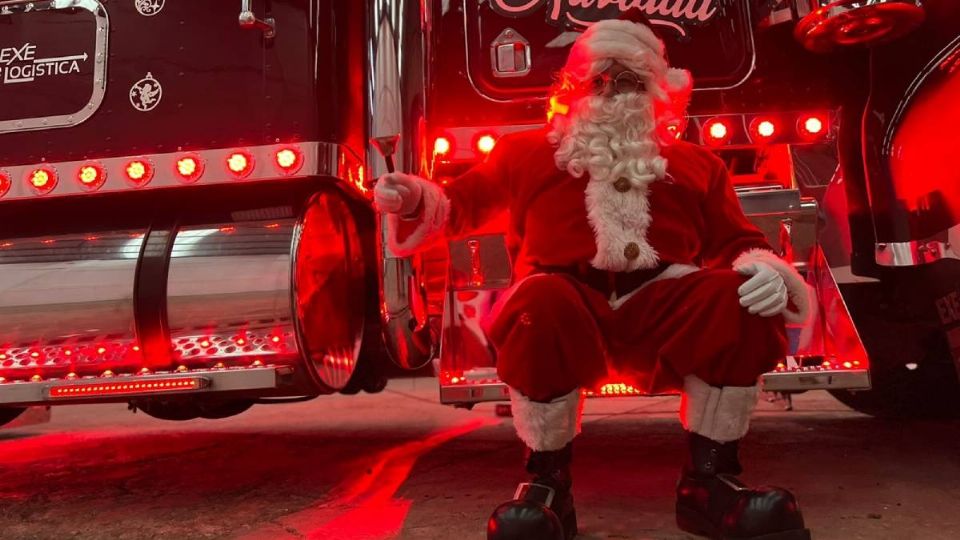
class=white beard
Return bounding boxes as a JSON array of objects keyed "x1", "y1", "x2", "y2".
[{"x1": 548, "y1": 93, "x2": 667, "y2": 272}]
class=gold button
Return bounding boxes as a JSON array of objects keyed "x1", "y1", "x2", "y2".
[
  {"x1": 624, "y1": 242, "x2": 640, "y2": 260},
  {"x1": 614, "y1": 178, "x2": 632, "y2": 193}
]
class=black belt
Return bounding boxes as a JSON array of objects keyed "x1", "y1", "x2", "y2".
[{"x1": 536, "y1": 262, "x2": 670, "y2": 298}]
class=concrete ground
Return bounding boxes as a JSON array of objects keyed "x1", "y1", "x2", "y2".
[{"x1": 0, "y1": 378, "x2": 958, "y2": 540}]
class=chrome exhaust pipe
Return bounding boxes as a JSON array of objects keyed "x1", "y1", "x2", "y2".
[{"x1": 366, "y1": 0, "x2": 434, "y2": 370}]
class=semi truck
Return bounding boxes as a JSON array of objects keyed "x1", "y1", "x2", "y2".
[{"x1": 0, "y1": 0, "x2": 957, "y2": 427}]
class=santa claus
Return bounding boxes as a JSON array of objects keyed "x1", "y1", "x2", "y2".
[{"x1": 375, "y1": 13, "x2": 811, "y2": 540}]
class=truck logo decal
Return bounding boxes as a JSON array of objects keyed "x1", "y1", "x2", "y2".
[
  {"x1": 490, "y1": 0, "x2": 720, "y2": 36},
  {"x1": 135, "y1": 0, "x2": 165, "y2": 17},
  {"x1": 0, "y1": 43, "x2": 88, "y2": 85},
  {"x1": 129, "y1": 73, "x2": 163, "y2": 112}
]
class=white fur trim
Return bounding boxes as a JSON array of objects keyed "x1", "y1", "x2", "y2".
[
  {"x1": 665, "y1": 68, "x2": 692, "y2": 93},
  {"x1": 585, "y1": 179, "x2": 659, "y2": 272},
  {"x1": 680, "y1": 375, "x2": 758, "y2": 443},
  {"x1": 385, "y1": 178, "x2": 450, "y2": 257},
  {"x1": 609, "y1": 263, "x2": 701, "y2": 310},
  {"x1": 509, "y1": 387, "x2": 583, "y2": 452},
  {"x1": 567, "y1": 20, "x2": 666, "y2": 81},
  {"x1": 563, "y1": 19, "x2": 692, "y2": 109},
  {"x1": 733, "y1": 249, "x2": 812, "y2": 324}
]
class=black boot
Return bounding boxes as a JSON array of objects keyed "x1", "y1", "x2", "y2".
[
  {"x1": 676, "y1": 433, "x2": 810, "y2": 540},
  {"x1": 487, "y1": 442, "x2": 578, "y2": 540}
]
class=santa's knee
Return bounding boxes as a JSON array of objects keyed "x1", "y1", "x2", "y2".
[
  {"x1": 500, "y1": 275, "x2": 587, "y2": 325},
  {"x1": 696, "y1": 271, "x2": 788, "y2": 382},
  {"x1": 733, "y1": 300, "x2": 789, "y2": 371},
  {"x1": 492, "y1": 276, "x2": 606, "y2": 402}
]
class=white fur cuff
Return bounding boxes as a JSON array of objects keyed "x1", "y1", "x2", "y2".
[
  {"x1": 509, "y1": 387, "x2": 583, "y2": 452},
  {"x1": 386, "y1": 178, "x2": 450, "y2": 257},
  {"x1": 681, "y1": 375, "x2": 758, "y2": 443},
  {"x1": 733, "y1": 248, "x2": 812, "y2": 324}
]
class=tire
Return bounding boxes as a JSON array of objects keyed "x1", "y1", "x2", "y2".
[
  {"x1": 0, "y1": 407, "x2": 25, "y2": 427},
  {"x1": 133, "y1": 399, "x2": 201, "y2": 421},
  {"x1": 198, "y1": 400, "x2": 254, "y2": 419},
  {"x1": 830, "y1": 280, "x2": 960, "y2": 418},
  {"x1": 830, "y1": 357, "x2": 960, "y2": 418},
  {"x1": 133, "y1": 398, "x2": 255, "y2": 421}
]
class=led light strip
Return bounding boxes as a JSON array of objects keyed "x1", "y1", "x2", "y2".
[
  {"x1": 432, "y1": 111, "x2": 834, "y2": 163},
  {"x1": 0, "y1": 141, "x2": 348, "y2": 201},
  {"x1": 48, "y1": 377, "x2": 205, "y2": 398}
]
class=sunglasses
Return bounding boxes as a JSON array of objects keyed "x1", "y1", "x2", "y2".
[{"x1": 589, "y1": 71, "x2": 646, "y2": 96}]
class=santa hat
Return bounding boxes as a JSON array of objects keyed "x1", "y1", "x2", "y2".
[{"x1": 561, "y1": 12, "x2": 692, "y2": 106}]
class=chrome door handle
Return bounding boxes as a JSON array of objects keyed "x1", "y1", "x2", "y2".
[{"x1": 239, "y1": 0, "x2": 276, "y2": 39}]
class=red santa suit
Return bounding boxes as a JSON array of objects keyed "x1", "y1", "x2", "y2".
[
  {"x1": 380, "y1": 17, "x2": 813, "y2": 539},
  {"x1": 387, "y1": 127, "x2": 809, "y2": 450},
  {"x1": 383, "y1": 14, "x2": 810, "y2": 454}
]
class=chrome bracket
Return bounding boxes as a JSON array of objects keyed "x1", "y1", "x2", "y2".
[
  {"x1": 875, "y1": 239, "x2": 953, "y2": 267},
  {"x1": 239, "y1": 0, "x2": 275, "y2": 39}
]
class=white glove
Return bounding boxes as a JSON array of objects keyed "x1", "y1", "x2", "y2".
[
  {"x1": 374, "y1": 172, "x2": 424, "y2": 216},
  {"x1": 735, "y1": 261, "x2": 788, "y2": 317}
]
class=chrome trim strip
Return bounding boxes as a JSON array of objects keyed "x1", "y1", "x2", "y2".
[
  {"x1": 0, "y1": 0, "x2": 109, "y2": 134},
  {"x1": 0, "y1": 365, "x2": 286, "y2": 405},
  {"x1": 737, "y1": 189, "x2": 803, "y2": 215},
  {"x1": 440, "y1": 382, "x2": 511, "y2": 405},
  {"x1": 875, "y1": 239, "x2": 951, "y2": 267},
  {"x1": 0, "y1": 141, "x2": 346, "y2": 202},
  {"x1": 761, "y1": 368, "x2": 871, "y2": 391},
  {"x1": 821, "y1": 0, "x2": 923, "y2": 18},
  {"x1": 883, "y1": 32, "x2": 960, "y2": 153}
]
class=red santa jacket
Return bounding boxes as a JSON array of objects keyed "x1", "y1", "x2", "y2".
[{"x1": 388, "y1": 127, "x2": 809, "y2": 322}]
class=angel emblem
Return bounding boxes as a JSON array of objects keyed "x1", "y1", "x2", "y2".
[{"x1": 129, "y1": 72, "x2": 163, "y2": 112}]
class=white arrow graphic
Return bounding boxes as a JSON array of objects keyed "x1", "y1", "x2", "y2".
[{"x1": 33, "y1": 53, "x2": 88, "y2": 63}]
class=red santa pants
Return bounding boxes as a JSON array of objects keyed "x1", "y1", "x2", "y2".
[{"x1": 489, "y1": 268, "x2": 788, "y2": 403}]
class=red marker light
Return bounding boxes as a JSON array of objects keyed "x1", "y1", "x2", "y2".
[
  {"x1": 275, "y1": 146, "x2": 304, "y2": 174},
  {"x1": 175, "y1": 155, "x2": 204, "y2": 183},
  {"x1": 77, "y1": 163, "x2": 107, "y2": 191},
  {"x1": 433, "y1": 136, "x2": 452, "y2": 156},
  {"x1": 749, "y1": 118, "x2": 779, "y2": 143},
  {"x1": 703, "y1": 118, "x2": 731, "y2": 146},
  {"x1": 476, "y1": 134, "x2": 497, "y2": 154},
  {"x1": 799, "y1": 114, "x2": 827, "y2": 140},
  {"x1": 0, "y1": 170, "x2": 10, "y2": 198},
  {"x1": 226, "y1": 151, "x2": 255, "y2": 178},
  {"x1": 28, "y1": 167, "x2": 58, "y2": 195},
  {"x1": 125, "y1": 159, "x2": 154, "y2": 186}
]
